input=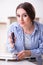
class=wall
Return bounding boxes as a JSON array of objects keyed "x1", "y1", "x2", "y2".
[
  {"x1": 0, "y1": 0, "x2": 43, "y2": 22},
  {"x1": 0, "y1": 23, "x2": 7, "y2": 52}
]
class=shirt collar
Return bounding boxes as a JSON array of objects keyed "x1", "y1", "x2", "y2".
[{"x1": 31, "y1": 22, "x2": 39, "y2": 36}]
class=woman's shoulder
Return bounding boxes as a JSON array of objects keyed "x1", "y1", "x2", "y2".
[
  {"x1": 8, "y1": 22, "x2": 22, "y2": 32},
  {"x1": 9, "y1": 22, "x2": 19, "y2": 27},
  {"x1": 8, "y1": 22, "x2": 20, "y2": 29},
  {"x1": 34, "y1": 21, "x2": 43, "y2": 31},
  {"x1": 34, "y1": 21, "x2": 43, "y2": 28}
]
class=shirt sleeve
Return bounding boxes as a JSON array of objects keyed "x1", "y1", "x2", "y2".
[
  {"x1": 6, "y1": 43, "x2": 17, "y2": 53},
  {"x1": 30, "y1": 25, "x2": 43, "y2": 57},
  {"x1": 30, "y1": 41, "x2": 43, "y2": 57},
  {"x1": 30, "y1": 48, "x2": 42, "y2": 57}
]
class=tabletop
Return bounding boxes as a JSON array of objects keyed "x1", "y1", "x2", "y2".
[
  {"x1": 0, "y1": 52, "x2": 36, "y2": 65},
  {"x1": 0, "y1": 60, "x2": 36, "y2": 65}
]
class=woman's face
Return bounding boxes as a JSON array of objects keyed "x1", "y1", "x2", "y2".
[{"x1": 16, "y1": 8, "x2": 32, "y2": 28}]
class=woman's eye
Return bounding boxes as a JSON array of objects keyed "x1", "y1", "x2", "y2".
[
  {"x1": 24, "y1": 14, "x2": 27, "y2": 17},
  {"x1": 17, "y1": 15, "x2": 20, "y2": 17}
]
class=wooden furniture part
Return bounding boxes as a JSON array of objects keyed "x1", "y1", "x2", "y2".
[{"x1": 8, "y1": 17, "x2": 17, "y2": 24}]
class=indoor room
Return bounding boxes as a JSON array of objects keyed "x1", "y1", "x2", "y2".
[{"x1": 0, "y1": 0, "x2": 43, "y2": 65}]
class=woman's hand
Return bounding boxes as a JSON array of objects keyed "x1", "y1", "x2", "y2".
[
  {"x1": 17, "y1": 50, "x2": 31, "y2": 60},
  {"x1": 8, "y1": 33, "x2": 16, "y2": 48}
]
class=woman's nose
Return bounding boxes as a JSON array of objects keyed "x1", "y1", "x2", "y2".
[{"x1": 20, "y1": 17, "x2": 23, "y2": 21}]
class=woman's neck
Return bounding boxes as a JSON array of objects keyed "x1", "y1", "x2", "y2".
[{"x1": 23, "y1": 24, "x2": 34, "y2": 34}]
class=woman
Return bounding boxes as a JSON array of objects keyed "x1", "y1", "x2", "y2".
[{"x1": 7, "y1": 2, "x2": 43, "y2": 65}]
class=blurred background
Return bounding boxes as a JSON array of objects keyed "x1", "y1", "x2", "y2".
[{"x1": 0, "y1": 0, "x2": 43, "y2": 22}]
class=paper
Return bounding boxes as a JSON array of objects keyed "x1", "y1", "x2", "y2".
[{"x1": 0, "y1": 52, "x2": 17, "y2": 60}]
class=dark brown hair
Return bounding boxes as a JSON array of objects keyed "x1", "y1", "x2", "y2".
[{"x1": 16, "y1": 2, "x2": 35, "y2": 21}]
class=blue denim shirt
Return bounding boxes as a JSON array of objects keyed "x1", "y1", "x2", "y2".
[{"x1": 7, "y1": 21, "x2": 43, "y2": 58}]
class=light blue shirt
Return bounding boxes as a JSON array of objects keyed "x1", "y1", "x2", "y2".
[{"x1": 7, "y1": 21, "x2": 43, "y2": 58}]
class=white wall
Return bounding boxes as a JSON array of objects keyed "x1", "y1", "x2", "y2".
[
  {"x1": 0, "y1": 0, "x2": 43, "y2": 22},
  {"x1": 0, "y1": 24, "x2": 7, "y2": 52}
]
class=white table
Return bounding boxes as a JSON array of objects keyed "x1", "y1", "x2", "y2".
[
  {"x1": 0, "y1": 60, "x2": 36, "y2": 65},
  {"x1": 0, "y1": 52, "x2": 36, "y2": 65}
]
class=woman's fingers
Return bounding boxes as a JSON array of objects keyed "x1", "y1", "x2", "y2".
[
  {"x1": 8, "y1": 36, "x2": 13, "y2": 43},
  {"x1": 8, "y1": 35, "x2": 16, "y2": 44},
  {"x1": 17, "y1": 50, "x2": 26, "y2": 60},
  {"x1": 8, "y1": 36, "x2": 15, "y2": 48}
]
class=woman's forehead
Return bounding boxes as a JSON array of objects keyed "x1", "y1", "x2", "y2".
[{"x1": 16, "y1": 8, "x2": 27, "y2": 14}]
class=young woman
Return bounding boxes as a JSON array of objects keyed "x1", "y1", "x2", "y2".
[{"x1": 7, "y1": 2, "x2": 43, "y2": 65}]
